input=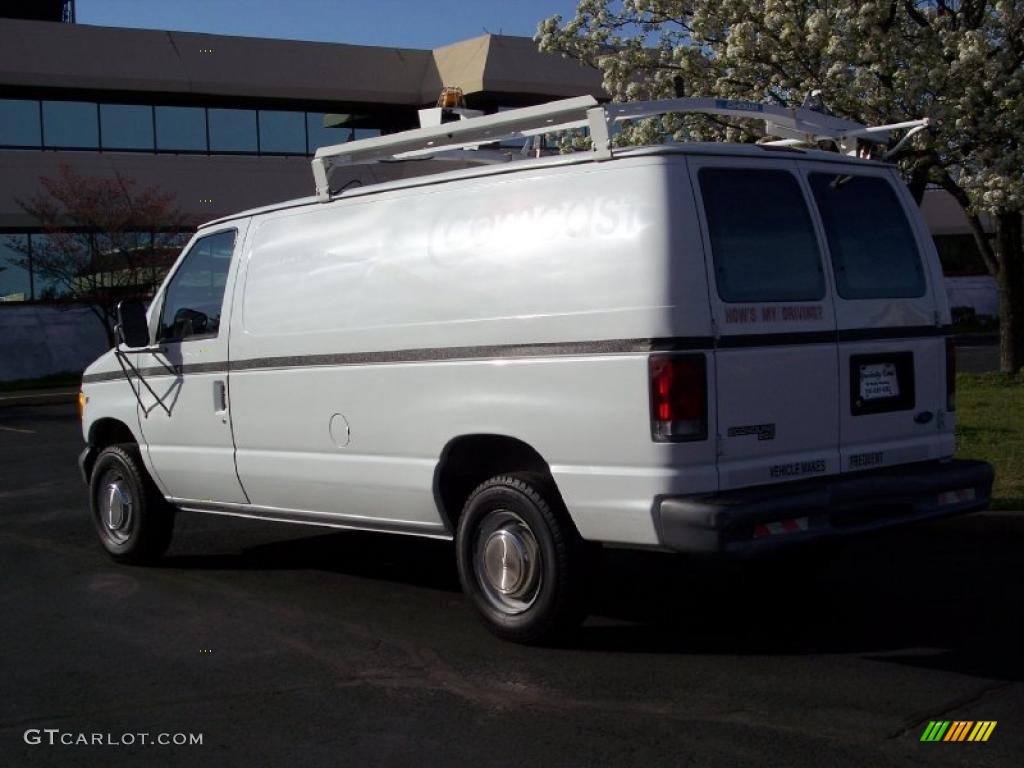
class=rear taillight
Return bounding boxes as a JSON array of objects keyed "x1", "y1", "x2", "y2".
[
  {"x1": 649, "y1": 354, "x2": 707, "y2": 442},
  {"x1": 945, "y1": 337, "x2": 956, "y2": 412}
]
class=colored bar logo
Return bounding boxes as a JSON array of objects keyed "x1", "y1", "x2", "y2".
[{"x1": 920, "y1": 721, "x2": 997, "y2": 742}]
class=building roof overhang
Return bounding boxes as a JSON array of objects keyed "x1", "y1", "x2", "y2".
[{"x1": 0, "y1": 19, "x2": 604, "y2": 107}]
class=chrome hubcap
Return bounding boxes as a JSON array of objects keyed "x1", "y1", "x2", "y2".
[
  {"x1": 475, "y1": 510, "x2": 541, "y2": 614},
  {"x1": 100, "y1": 477, "x2": 134, "y2": 542}
]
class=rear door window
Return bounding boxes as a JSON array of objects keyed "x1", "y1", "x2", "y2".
[
  {"x1": 809, "y1": 174, "x2": 925, "y2": 299},
  {"x1": 698, "y1": 168, "x2": 825, "y2": 303}
]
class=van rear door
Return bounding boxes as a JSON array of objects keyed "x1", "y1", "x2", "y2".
[
  {"x1": 802, "y1": 164, "x2": 951, "y2": 472},
  {"x1": 688, "y1": 158, "x2": 840, "y2": 491}
]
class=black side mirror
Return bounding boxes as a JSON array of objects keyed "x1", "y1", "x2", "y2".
[{"x1": 116, "y1": 300, "x2": 151, "y2": 349}]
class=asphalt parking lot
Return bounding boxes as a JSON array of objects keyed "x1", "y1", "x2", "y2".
[{"x1": 1, "y1": 404, "x2": 1021, "y2": 767}]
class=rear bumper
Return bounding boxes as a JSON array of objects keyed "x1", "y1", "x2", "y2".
[{"x1": 654, "y1": 459, "x2": 994, "y2": 555}]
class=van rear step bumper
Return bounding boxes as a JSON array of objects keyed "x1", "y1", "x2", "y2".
[{"x1": 655, "y1": 459, "x2": 994, "y2": 555}]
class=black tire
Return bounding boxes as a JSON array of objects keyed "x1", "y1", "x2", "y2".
[
  {"x1": 456, "y1": 472, "x2": 588, "y2": 643},
  {"x1": 89, "y1": 444, "x2": 175, "y2": 564}
]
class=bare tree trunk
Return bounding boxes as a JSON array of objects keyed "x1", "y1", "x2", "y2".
[
  {"x1": 996, "y1": 212, "x2": 1023, "y2": 374},
  {"x1": 939, "y1": 173, "x2": 999, "y2": 275},
  {"x1": 84, "y1": 302, "x2": 116, "y2": 348},
  {"x1": 907, "y1": 162, "x2": 931, "y2": 206}
]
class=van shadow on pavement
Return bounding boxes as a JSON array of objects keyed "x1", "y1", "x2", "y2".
[
  {"x1": 161, "y1": 510, "x2": 1023, "y2": 681},
  {"x1": 579, "y1": 516, "x2": 1023, "y2": 682}
]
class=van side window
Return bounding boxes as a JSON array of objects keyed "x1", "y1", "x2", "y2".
[
  {"x1": 809, "y1": 174, "x2": 926, "y2": 299},
  {"x1": 157, "y1": 230, "x2": 236, "y2": 342},
  {"x1": 698, "y1": 168, "x2": 825, "y2": 303}
]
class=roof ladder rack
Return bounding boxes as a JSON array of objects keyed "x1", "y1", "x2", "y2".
[
  {"x1": 311, "y1": 95, "x2": 601, "y2": 201},
  {"x1": 311, "y1": 95, "x2": 928, "y2": 201}
]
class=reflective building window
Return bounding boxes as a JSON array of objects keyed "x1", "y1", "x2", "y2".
[
  {"x1": 7, "y1": 99, "x2": 383, "y2": 156},
  {"x1": 155, "y1": 106, "x2": 206, "y2": 151},
  {"x1": 0, "y1": 99, "x2": 41, "y2": 146},
  {"x1": 306, "y1": 112, "x2": 354, "y2": 153},
  {"x1": 42, "y1": 101, "x2": 99, "y2": 148},
  {"x1": 258, "y1": 110, "x2": 306, "y2": 154},
  {"x1": 209, "y1": 108, "x2": 257, "y2": 152},
  {"x1": 0, "y1": 235, "x2": 31, "y2": 301},
  {"x1": 100, "y1": 104, "x2": 154, "y2": 150},
  {"x1": 24, "y1": 235, "x2": 66, "y2": 300}
]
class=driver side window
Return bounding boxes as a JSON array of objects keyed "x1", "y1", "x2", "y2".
[{"x1": 157, "y1": 230, "x2": 236, "y2": 342}]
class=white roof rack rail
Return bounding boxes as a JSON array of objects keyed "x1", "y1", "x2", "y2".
[{"x1": 311, "y1": 96, "x2": 928, "y2": 201}]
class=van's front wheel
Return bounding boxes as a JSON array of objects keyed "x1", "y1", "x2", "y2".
[
  {"x1": 89, "y1": 445, "x2": 175, "y2": 564},
  {"x1": 456, "y1": 473, "x2": 588, "y2": 643}
]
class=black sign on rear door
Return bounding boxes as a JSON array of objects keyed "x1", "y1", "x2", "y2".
[{"x1": 849, "y1": 351, "x2": 915, "y2": 415}]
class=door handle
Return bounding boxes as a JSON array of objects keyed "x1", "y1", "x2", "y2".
[{"x1": 213, "y1": 380, "x2": 228, "y2": 415}]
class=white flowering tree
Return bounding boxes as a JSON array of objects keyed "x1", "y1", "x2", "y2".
[{"x1": 538, "y1": 1, "x2": 1024, "y2": 372}]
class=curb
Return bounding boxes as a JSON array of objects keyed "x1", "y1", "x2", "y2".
[
  {"x1": 953, "y1": 333, "x2": 999, "y2": 347},
  {"x1": 0, "y1": 389, "x2": 79, "y2": 408}
]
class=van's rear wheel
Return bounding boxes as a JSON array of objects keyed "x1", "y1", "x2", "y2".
[
  {"x1": 89, "y1": 445, "x2": 175, "y2": 564},
  {"x1": 456, "y1": 473, "x2": 588, "y2": 643}
]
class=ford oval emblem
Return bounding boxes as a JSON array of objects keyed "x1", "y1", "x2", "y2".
[{"x1": 914, "y1": 411, "x2": 934, "y2": 424}]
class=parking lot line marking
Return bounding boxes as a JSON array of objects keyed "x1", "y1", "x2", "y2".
[{"x1": 0, "y1": 425, "x2": 35, "y2": 434}]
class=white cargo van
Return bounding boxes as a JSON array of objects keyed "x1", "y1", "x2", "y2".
[{"x1": 79, "y1": 97, "x2": 993, "y2": 642}]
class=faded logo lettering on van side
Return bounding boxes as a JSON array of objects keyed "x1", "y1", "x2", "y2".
[
  {"x1": 769, "y1": 459, "x2": 826, "y2": 479},
  {"x1": 427, "y1": 196, "x2": 643, "y2": 267}
]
